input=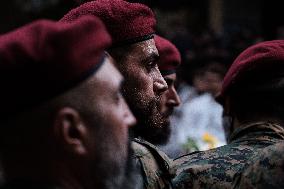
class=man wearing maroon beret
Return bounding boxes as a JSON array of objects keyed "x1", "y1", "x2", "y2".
[
  {"x1": 154, "y1": 35, "x2": 185, "y2": 156},
  {"x1": 155, "y1": 35, "x2": 183, "y2": 156},
  {"x1": 0, "y1": 16, "x2": 138, "y2": 189},
  {"x1": 173, "y1": 40, "x2": 284, "y2": 189},
  {"x1": 60, "y1": 1, "x2": 176, "y2": 189},
  {"x1": 155, "y1": 35, "x2": 181, "y2": 126},
  {"x1": 130, "y1": 35, "x2": 182, "y2": 189}
]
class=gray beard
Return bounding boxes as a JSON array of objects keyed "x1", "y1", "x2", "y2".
[{"x1": 119, "y1": 140, "x2": 143, "y2": 189}]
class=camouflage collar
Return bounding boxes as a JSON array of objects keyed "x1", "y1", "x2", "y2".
[
  {"x1": 229, "y1": 121, "x2": 284, "y2": 143},
  {"x1": 133, "y1": 138, "x2": 176, "y2": 177}
]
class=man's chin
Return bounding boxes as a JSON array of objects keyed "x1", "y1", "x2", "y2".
[
  {"x1": 128, "y1": 95, "x2": 171, "y2": 145},
  {"x1": 161, "y1": 108, "x2": 174, "y2": 119},
  {"x1": 161, "y1": 114, "x2": 171, "y2": 124},
  {"x1": 133, "y1": 119, "x2": 171, "y2": 145}
]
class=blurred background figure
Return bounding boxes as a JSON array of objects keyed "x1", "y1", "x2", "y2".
[{"x1": 170, "y1": 59, "x2": 228, "y2": 157}]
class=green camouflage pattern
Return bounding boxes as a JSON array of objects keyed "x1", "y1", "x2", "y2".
[
  {"x1": 132, "y1": 138, "x2": 175, "y2": 189},
  {"x1": 172, "y1": 122, "x2": 284, "y2": 189},
  {"x1": 233, "y1": 142, "x2": 284, "y2": 189}
]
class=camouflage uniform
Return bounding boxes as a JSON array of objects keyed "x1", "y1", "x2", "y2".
[
  {"x1": 132, "y1": 138, "x2": 176, "y2": 189},
  {"x1": 172, "y1": 122, "x2": 284, "y2": 189},
  {"x1": 233, "y1": 142, "x2": 284, "y2": 189}
]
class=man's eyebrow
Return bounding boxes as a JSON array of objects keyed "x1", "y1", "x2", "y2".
[
  {"x1": 143, "y1": 51, "x2": 159, "y2": 63},
  {"x1": 151, "y1": 52, "x2": 160, "y2": 62},
  {"x1": 165, "y1": 77, "x2": 174, "y2": 81}
]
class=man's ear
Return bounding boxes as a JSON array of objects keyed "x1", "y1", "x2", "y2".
[{"x1": 53, "y1": 107, "x2": 88, "y2": 156}]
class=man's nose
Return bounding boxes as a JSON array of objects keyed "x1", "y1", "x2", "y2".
[
  {"x1": 167, "y1": 88, "x2": 181, "y2": 107},
  {"x1": 122, "y1": 98, "x2": 137, "y2": 128},
  {"x1": 153, "y1": 69, "x2": 168, "y2": 95}
]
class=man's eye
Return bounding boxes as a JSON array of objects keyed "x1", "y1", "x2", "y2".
[
  {"x1": 148, "y1": 61, "x2": 154, "y2": 67},
  {"x1": 165, "y1": 79, "x2": 169, "y2": 83},
  {"x1": 146, "y1": 61, "x2": 157, "y2": 70},
  {"x1": 166, "y1": 80, "x2": 173, "y2": 86},
  {"x1": 115, "y1": 92, "x2": 123, "y2": 103}
]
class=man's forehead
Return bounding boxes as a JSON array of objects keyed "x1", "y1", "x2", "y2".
[
  {"x1": 141, "y1": 39, "x2": 158, "y2": 55},
  {"x1": 131, "y1": 39, "x2": 159, "y2": 57}
]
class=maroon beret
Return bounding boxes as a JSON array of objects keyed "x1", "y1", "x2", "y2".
[
  {"x1": 0, "y1": 16, "x2": 111, "y2": 117},
  {"x1": 218, "y1": 40, "x2": 284, "y2": 102},
  {"x1": 60, "y1": 0, "x2": 156, "y2": 46},
  {"x1": 155, "y1": 35, "x2": 181, "y2": 75}
]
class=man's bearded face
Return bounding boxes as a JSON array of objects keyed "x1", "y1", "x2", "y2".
[
  {"x1": 112, "y1": 39, "x2": 169, "y2": 145},
  {"x1": 124, "y1": 84, "x2": 171, "y2": 145}
]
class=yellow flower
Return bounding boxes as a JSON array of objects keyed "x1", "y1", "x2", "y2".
[{"x1": 202, "y1": 132, "x2": 218, "y2": 149}]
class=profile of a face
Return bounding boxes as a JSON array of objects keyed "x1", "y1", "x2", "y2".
[
  {"x1": 117, "y1": 39, "x2": 173, "y2": 145},
  {"x1": 159, "y1": 73, "x2": 181, "y2": 121},
  {"x1": 80, "y1": 56, "x2": 137, "y2": 189}
]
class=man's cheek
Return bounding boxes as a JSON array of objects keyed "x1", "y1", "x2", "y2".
[{"x1": 159, "y1": 95, "x2": 167, "y2": 113}]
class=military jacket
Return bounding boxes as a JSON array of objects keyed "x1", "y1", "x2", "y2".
[
  {"x1": 233, "y1": 141, "x2": 284, "y2": 189},
  {"x1": 132, "y1": 138, "x2": 176, "y2": 189},
  {"x1": 172, "y1": 122, "x2": 284, "y2": 189}
]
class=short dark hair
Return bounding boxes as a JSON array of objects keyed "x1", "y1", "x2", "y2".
[{"x1": 228, "y1": 76, "x2": 284, "y2": 122}]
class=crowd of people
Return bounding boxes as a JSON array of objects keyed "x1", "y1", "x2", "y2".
[{"x1": 0, "y1": 0, "x2": 284, "y2": 189}]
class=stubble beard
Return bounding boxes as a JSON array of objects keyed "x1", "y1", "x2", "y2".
[
  {"x1": 83, "y1": 113, "x2": 133, "y2": 189},
  {"x1": 90, "y1": 134, "x2": 141, "y2": 189},
  {"x1": 123, "y1": 86, "x2": 171, "y2": 145}
]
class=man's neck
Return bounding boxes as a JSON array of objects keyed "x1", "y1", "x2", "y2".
[{"x1": 233, "y1": 117, "x2": 284, "y2": 130}]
